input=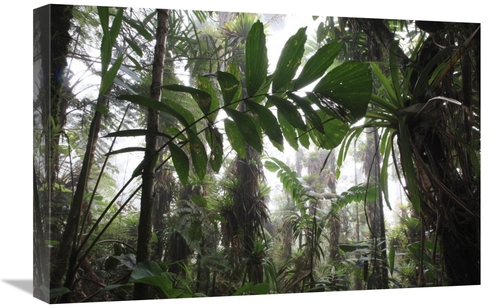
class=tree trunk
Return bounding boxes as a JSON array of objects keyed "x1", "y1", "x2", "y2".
[
  {"x1": 134, "y1": 9, "x2": 169, "y2": 300},
  {"x1": 363, "y1": 129, "x2": 389, "y2": 289}
]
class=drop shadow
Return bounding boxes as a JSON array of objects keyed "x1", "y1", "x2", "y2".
[{"x1": 2, "y1": 279, "x2": 33, "y2": 295}]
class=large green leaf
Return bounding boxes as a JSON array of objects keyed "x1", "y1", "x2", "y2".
[
  {"x1": 130, "y1": 261, "x2": 173, "y2": 297},
  {"x1": 379, "y1": 128, "x2": 395, "y2": 211},
  {"x1": 205, "y1": 125, "x2": 224, "y2": 173},
  {"x1": 123, "y1": 16, "x2": 154, "y2": 41},
  {"x1": 105, "y1": 129, "x2": 171, "y2": 139},
  {"x1": 287, "y1": 92, "x2": 324, "y2": 133},
  {"x1": 294, "y1": 40, "x2": 343, "y2": 91},
  {"x1": 245, "y1": 100, "x2": 284, "y2": 150},
  {"x1": 216, "y1": 71, "x2": 240, "y2": 106},
  {"x1": 169, "y1": 142, "x2": 190, "y2": 186},
  {"x1": 162, "y1": 84, "x2": 212, "y2": 117},
  {"x1": 278, "y1": 111, "x2": 299, "y2": 151},
  {"x1": 245, "y1": 21, "x2": 268, "y2": 97},
  {"x1": 398, "y1": 116, "x2": 421, "y2": 214},
  {"x1": 224, "y1": 108, "x2": 263, "y2": 153},
  {"x1": 272, "y1": 27, "x2": 307, "y2": 92},
  {"x1": 124, "y1": 37, "x2": 143, "y2": 57},
  {"x1": 50, "y1": 287, "x2": 71, "y2": 299},
  {"x1": 98, "y1": 7, "x2": 110, "y2": 73},
  {"x1": 186, "y1": 128, "x2": 208, "y2": 181},
  {"x1": 106, "y1": 147, "x2": 147, "y2": 156},
  {"x1": 370, "y1": 62, "x2": 399, "y2": 110},
  {"x1": 313, "y1": 61, "x2": 372, "y2": 121},
  {"x1": 389, "y1": 40, "x2": 404, "y2": 108},
  {"x1": 100, "y1": 55, "x2": 123, "y2": 95},
  {"x1": 309, "y1": 110, "x2": 349, "y2": 149},
  {"x1": 118, "y1": 94, "x2": 190, "y2": 127},
  {"x1": 264, "y1": 160, "x2": 280, "y2": 173},
  {"x1": 224, "y1": 62, "x2": 243, "y2": 108},
  {"x1": 198, "y1": 77, "x2": 220, "y2": 122},
  {"x1": 109, "y1": 7, "x2": 123, "y2": 51},
  {"x1": 388, "y1": 244, "x2": 396, "y2": 276},
  {"x1": 98, "y1": 7, "x2": 123, "y2": 77},
  {"x1": 164, "y1": 98, "x2": 196, "y2": 127},
  {"x1": 224, "y1": 119, "x2": 246, "y2": 158},
  {"x1": 130, "y1": 260, "x2": 164, "y2": 281},
  {"x1": 266, "y1": 95, "x2": 306, "y2": 131}
]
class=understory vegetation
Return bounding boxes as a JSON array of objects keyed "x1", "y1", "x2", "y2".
[{"x1": 33, "y1": 5, "x2": 480, "y2": 303}]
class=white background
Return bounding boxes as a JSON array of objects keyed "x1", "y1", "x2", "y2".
[{"x1": 1, "y1": 0, "x2": 495, "y2": 307}]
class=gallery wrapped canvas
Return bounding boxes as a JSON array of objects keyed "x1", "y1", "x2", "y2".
[{"x1": 33, "y1": 3, "x2": 480, "y2": 304}]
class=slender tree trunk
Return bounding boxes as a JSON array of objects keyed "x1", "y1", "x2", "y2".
[
  {"x1": 363, "y1": 129, "x2": 388, "y2": 289},
  {"x1": 373, "y1": 130, "x2": 389, "y2": 289},
  {"x1": 57, "y1": 90, "x2": 108, "y2": 301},
  {"x1": 134, "y1": 9, "x2": 169, "y2": 300},
  {"x1": 326, "y1": 150, "x2": 341, "y2": 262}
]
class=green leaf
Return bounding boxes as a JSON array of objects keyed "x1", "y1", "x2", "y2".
[
  {"x1": 245, "y1": 100, "x2": 283, "y2": 150},
  {"x1": 370, "y1": 62, "x2": 399, "y2": 110},
  {"x1": 278, "y1": 112, "x2": 299, "y2": 151},
  {"x1": 216, "y1": 71, "x2": 240, "y2": 106},
  {"x1": 294, "y1": 40, "x2": 343, "y2": 90},
  {"x1": 390, "y1": 40, "x2": 403, "y2": 108},
  {"x1": 224, "y1": 108, "x2": 263, "y2": 153},
  {"x1": 379, "y1": 128, "x2": 394, "y2": 211},
  {"x1": 272, "y1": 27, "x2": 307, "y2": 92},
  {"x1": 105, "y1": 129, "x2": 171, "y2": 139},
  {"x1": 119, "y1": 94, "x2": 189, "y2": 127},
  {"x1": 287, "y1": 92, "x2": 324, "y2": 133},
  {"x1": 123, "y1": 16, "x2": 153, "y2": 41},
  {"x1": 97, "y1": 7, "x2": 110, "y2": 36},
  {"x1": 245, "y1": 21, "x2": 268, "y2": 97},
  {"x1": 191, "y1": 195, "x2": 207, "y2": 208},
  {"x1": 224, "y1": 119, "x2": 246, "y2": 159},
  {"x1": 112, "y1": 253, "x2": 136, "y2": 270},
  {"x1": 186, "y1": 129, "x2": 208, "y2": 181},
  {"x1": 206, "y1": 125, "x2": 224, "y2": 173},
  {"x1": 313, "y1": 61, "x2": 372, "y2": 121},
  {"x1": 198, "y1": 77, "x2": 220, "y2": 122},
  {"x1": 232, "y1": 282, "x2": 270, "y2": 295},
  {"x1": 100, "y1": 55, "x2": 123, "y2": 94},
  {"x1": 162, "y1": 84, "x2": 212, "y2": 116},
  {"x1": 266, "y1": 95, "x2": 306, "y2": 131},
  {"x1": 264, "y1": 160, "x2": 280, "y2": 173},
  {"x1": 169, "y1": 142, "x2": 190, "y2": 186},
  {"x1": 298, "y1": 128, "x2": 310, "y2": 148},
  {"x1": 106, "y1": 147, "x2": 147, "y2": 156},
  {"x1": 50, "y1": 287, "x2": 71, "y2": 299},
  {"x1": 398, "y1": 116, "x2": 421, "y2": 214},
  {"x1": 98, "y1": 7, "x2": 110, "y2": 73},
  {"x1": 124, "y1": 38, "x2": 143, "y2": 57},
  {"x1": 369, "y1": 93, "x2": 399, "y2": 114},
  {"x1": 407, "y1": 242, "x2": 433, "y2": 265},
  {"x1": 133, "y1": 275, "x2": 172, "y2": 297},
  {"x1": 389, "y1": 244, "x2": 395, "y2": 276},
  {"x1": 164, "y1": 98, "x2": 196, "y2": 127},
  {"x1": 339, "y1": 244, "x2": 369, "y2": 253},
  {"x1": 225, "y1": 62, "x2": 243, "y2": 107},
  {"x1": 109, "y1": 7, "x2": 123, "y2": 49},
  {"x1": 45, "y1": 240, "x2": 59, "y2": 247},
  {"x1": 310, "y1": 110, "x2": 349, "y2": 149},
  {"x1": 130, "y1": 260, "x2": 164, "y2": 281}
]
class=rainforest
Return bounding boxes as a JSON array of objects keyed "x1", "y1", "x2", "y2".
[{"x1": 32, "y1": 4, "x2": 480, "y2": 304}]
